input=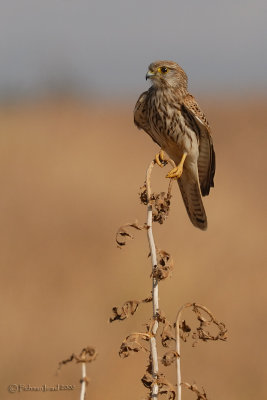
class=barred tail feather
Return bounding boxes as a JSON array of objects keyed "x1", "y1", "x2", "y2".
[{"x1": 178, "y1": 175, "x2": 207, "y2": 230}]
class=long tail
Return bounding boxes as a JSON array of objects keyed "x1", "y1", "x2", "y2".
[{"x1": 178, "y1": 173, "x2": 207, "y2": 230}]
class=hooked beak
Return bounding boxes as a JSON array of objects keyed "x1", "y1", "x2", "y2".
[{"x1": 146, "y1": 70, "x2": 155, "y2": 80}]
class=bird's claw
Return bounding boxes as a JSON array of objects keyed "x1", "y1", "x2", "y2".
[
  {"x1": 166, "y1": 165, "x2": 183, "y2": 179},
  {"x1": 155, "y1": 150, "x2": 166, "y2": 167},
  {"x1": 166, "y1": 152, "x2": 187, "y2": 179}
]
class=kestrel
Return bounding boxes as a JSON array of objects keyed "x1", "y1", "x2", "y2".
[{"x1": 134, "y1": 61, "x2": 215, "y2": 230}]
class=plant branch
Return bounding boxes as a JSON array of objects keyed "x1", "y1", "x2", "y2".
[
  {"x1": 146, "y1": 160, "x2": 159, "y2": 398},
  {"x1": 175, "y1": 302, "x2": 227, "y2": 400},
  {"x1": 175, "y1": 303, "x2": 192, "y2": 400},
  {"x1": 145, "y1": 156, "x2": 176, "y2": 399},
  {"x1": 80, "y1": 362, "x2": 87, "y2": 400}
]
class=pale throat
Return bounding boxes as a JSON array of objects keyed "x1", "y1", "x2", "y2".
[{"x1": 151, "y1": 84, "x2": 186, "y2": 103}]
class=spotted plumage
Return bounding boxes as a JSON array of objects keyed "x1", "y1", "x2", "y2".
[{"x1": 134, "y1": 60, "x2": 215, "y2": 230}]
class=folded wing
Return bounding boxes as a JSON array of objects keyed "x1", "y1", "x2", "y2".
[{"x1": 182, "y1": 94, "x2": 216, "y2": 196}]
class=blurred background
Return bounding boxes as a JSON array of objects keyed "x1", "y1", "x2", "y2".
[{"x1": 0, "y1": 1, "x2": 266, "y2": 399}]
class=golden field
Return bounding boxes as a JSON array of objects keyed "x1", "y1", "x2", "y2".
[{"x1": 0, "y1": 96, "x2": 266, "y2": 400}]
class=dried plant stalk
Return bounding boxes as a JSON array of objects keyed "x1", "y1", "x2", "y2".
[
  {"x1": 175, "y1": 303, "x2": 227, "y2": 400},
  {"x1": 113, "y1": 154, "x2": 227, "y2": 399},
  {"x1": 80, "y1": 363, "x2": 87, "y2": 400},
  {"x1": 175, "y1": 303, "x2": 192, "y2": 400},
  {"x1": 57, "y1": 346, "x2": 96, "y2": 400},
  {"x1": 146, "y1": 160, "x2": 160, "y2": 398},
  {"x1": 145, "y1": 157, "x2": 176, "y2": 399}
]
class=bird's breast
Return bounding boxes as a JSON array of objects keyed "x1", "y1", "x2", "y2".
[
  {"x1": 148, "y1": 97, "x2": 184, "y2": 145},
  {"x1": 147, "y1": 91, "x2": 198, "y2": 163}
]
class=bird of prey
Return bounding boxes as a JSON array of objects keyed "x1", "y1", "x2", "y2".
[{"x1": 134, "y1": 60, "x2": 215, "y2": 230}]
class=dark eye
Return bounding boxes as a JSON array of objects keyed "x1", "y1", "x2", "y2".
[{"x1": 161, "y1": 67, "x2": 168, "y2": 73}]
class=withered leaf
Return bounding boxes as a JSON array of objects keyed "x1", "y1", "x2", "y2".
[
  {"x1": 77, "y1": 347, "x2": 97, "y2": 363},
  {"x1": 161, "y1": 320, "x2": 175, "y2": 347},
  {"x1": 157, "y1": 375, "x2": 176, "y2": 400},
  {"x1": 109, "y1": 300, "x2": 140, "y2": 323},
  {"x1": 139, "y1": 184, "x2": 149, "y2": 205},
  {"x1": 182, "y1": 383, "x2": 208, "y2": 400},
  {"x1": 116, "y1": 220, "x2": 144, "y2": 247},
  {"x1": 157, "y1": 309, "x2": 167, "y2": 323},
  {"x1": 58, "y1": 346, "x2": 97, "y2": 372},
  {"x1": 161, "y1": 350, "x2": 179, "y2": 366},
  {"x1": 191, "y1": 304, "x2": 228, "y2": 345},
  {"x1": 142, "y1": 296, "x2": 152, "y2": 303},
  {"x1": 153, "y1": 249, "x2": 174, "y2": 280},
  {"x1": 150, "y1": 192, "x2": 172, "y2": 224},
  {"x1": 180, "y1": 320, "x2": 191, "y2": 342},
  {"x1": 141, "y1": 372, "x2": 153, "y2": 388},
  {"x1": 119, "y1": 333, "x2": 149, "y2": 358}
]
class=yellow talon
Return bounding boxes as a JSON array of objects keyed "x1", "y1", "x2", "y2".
[
  {"x1": 166, "y1": 165, "x2": 183, "y2": 179},
  {"x1": 166, "y1": 153, "x2": 187, "y2": 179},
  {"x1": 155, "y1": 149, "x2": 165, "y2": 167}
]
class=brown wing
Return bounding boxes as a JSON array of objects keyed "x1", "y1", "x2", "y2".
[
  {"x1": 134, "y1": 90, "x2": 161, "y2": 147},
  {"x1": 182, "y1": 94, "x2": 215, "y2": 196},
  {"x1": 134, "y1": 91, "x2": 150, "y2": 130}
]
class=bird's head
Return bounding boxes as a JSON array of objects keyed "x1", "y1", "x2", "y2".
[{"x1": 146, "y1": 60, "x2": 188, "y2": 90}]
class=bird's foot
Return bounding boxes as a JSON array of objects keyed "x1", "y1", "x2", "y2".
[
  {"x1": 166, "y1": 152, "x2": 187, "y2": 179},
  {"x1": 166, "y1": 165, "x2": 184, "y2": 179},
  {"x1": 154, "y1": 150, "x2": 166, "y2": 167}
]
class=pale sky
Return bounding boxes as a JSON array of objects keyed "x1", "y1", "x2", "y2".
[{"x1": 0, "y1": 0, "x2": 266, "y2": 99}]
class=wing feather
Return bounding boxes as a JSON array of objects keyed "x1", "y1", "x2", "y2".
[
  {"x1": 134, "y1": 90, "x2": 161, "y2": 147},
  {"x1": 182, "y1": 94, "x2": 215, "y2": 196},
  {"x1": 134, "y1": 91, "x2": 150, "y2": 131}
]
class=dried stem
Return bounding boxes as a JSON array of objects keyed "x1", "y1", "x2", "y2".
[
  {"x1": 146, "y1": 160, "x2": 159, "y2": 398},
  {"x1": 145, "y1": 157, "x2": 176, "y2": 399},
  {"x1": 115, "y1": 155, "x2": 226, "y2": 399},
  {"x1": 175, "y1": 303, "x2": 192, "y2": 400},
  {"x1": 175, "y1": 302, "x2": 225, "y2": 400},
  {"x1": 57, "y1": 347, "x2": 96, "y2": 400},
  {"x1": 80, "y1": 362, "x2": 87, "y2": 400}
]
